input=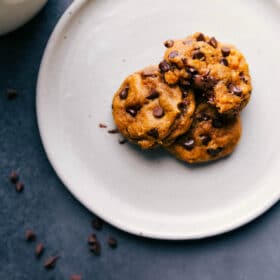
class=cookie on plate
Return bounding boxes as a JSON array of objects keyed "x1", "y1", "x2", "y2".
[
  {"x1": 160, "y1": 32, "x2": 252, "y2": 115},
  {"x1": 166, "y1": 103, "x2": 242, "y2": 163},
  {"x1": 112, "y1": 66, "x2": 196, "y2": 149}
]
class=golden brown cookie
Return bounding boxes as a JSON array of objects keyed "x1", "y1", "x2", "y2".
[
  {"x1": 166, "y1": 103, "x2": 242, "y2": 163},
  {"x1": 112, "y1": 66, "x2": 196, "y2": 149},
  {"x1": 160, "y1": 32, "x2": 252, "y2": 115}
]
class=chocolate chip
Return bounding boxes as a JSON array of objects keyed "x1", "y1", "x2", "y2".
[
  {"x1": 208, "y1": 37, "x2": 218, "y2": 48},
  {"x1": 108, "y1": 128, "x2": 119, "y2": 134},
  {"x1": 9, "y1": 171, "x2": 19, "y2": 184},
  {"x1": 212, "y1": 118, "x2": 223, "y2": 128},
  {"x1": 119, "y1": 138, "x2": 127, "y2": 145},
  {"x1": 119, "y1": 87, "x2": 129, "y2": 99},
  {"x1": 159, "y1": 60, "x2": 171, "y2": 72},
  {"x1": 193, "y1": 75, "x2": 205, "y2": 88},
  {"x1": 92, "y1": 217, "x2": 103, "y2": 230},
  {"x1": 153, "y1": 106, "x2": 164, "y2": 118},
  {"x1": 196, "y1": 113, "x2": 210, "y2": 122},
  {"x1": 90, "y1": 241, "x2": 101, "y2": 256},
  {"x1": 180, "y1": 78, "x2": 191, "y2": 89},
  {"x1": 126, "y1": 105, "x2": 141, "y2": 117},
  {"x1": 25, "y1": 230, "x2": 36, "y2": 241},
  {"x1": 147, "y1": 128, "x2": 159, "y2": 139},
  {"x1": 108, "y1": 237, "x2": 118, "y2": 249},
  {"x1": 239, "y1": 72, "x2": 248, "y2": 83},
  {"x1": 71, "y1": 275, "x2": 82, "y2": 280},
  {"x1": 146, "y1": 89, "x2": 159, "y2": 100},
  {"x1": 44, "y1": 256, "x2": 59, "y2": 269},
  {"x1": 207, "y1": 147, "x2": 223, "y2": 157},
  {"x1": 192, "y1": 50, "x2": 206, "y2": 61},
  {"x1": 35, "y1": 243, "x2": 44, "y2": 258},
  {"x1": 182, "y1": 58, "x2": 188, "y2": 66},
  {"x1": 164, "y1": 39, "x2": 174, "y2": 48},
  {"x1": 99, "y1": 123, "x2": 107, "y2": 128},
  {"x1": 6, "y1": 89, "x2": 18, "y2": 100},
  {"x1": 196, "y1": 33, "x2": 205, "y2": 41},
  {"x1": 200, "y1": 134, "x2": 211, "y2": 145},
  {"x1": 181, "y1": 90, "x2": 189, "y2": 98},
  {"x1": 168, "y1": 51, "x2": 179, "y2": 59},
  {"x1": 229, "y1": 85, "x2": 243, "y2": 97},
  {"x1": 177, "y1": 102, "x2": 188, "y2": 112},
  {"x1": 141, "y1": 69, "x2": 157, "y2": 78},
  {"x1": 186, "y1": 66, "x2": 198, "y2": 75},
  {"x1": 88, "y1": 234, "x2": 97, "y2": 245},
  {"x1": 182, "y1": 138, "x2": 195, "y2": 151},
  {"x1": 221, "y1": 46, "x2": 231, "y2": 57},
  {"x1": 220, "y1": 58, "x2": 229, "y2": 66}
]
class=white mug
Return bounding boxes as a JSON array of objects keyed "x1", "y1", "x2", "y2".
[{"x1": 0, "y1": 0, "x2": 48, "y2": 36}]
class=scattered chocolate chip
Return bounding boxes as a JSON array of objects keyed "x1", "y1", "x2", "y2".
[
  {"x1": 108, "y1": 237, "x2": 118, "y2": 249},
  {"x1": 119, "y1": 139, "x2": 127, "y2": 145},
  {"x1": 71, "y1": 275, "x2": 82, "y2": 280},
  {"x1": 159, "y1": 60, "x2": 171, "y2": 72},
  {"x1": 153, "y1": 106, "x2": 164, "y2": 118},
  {"x1": 15, "y1": 182, "x2": 24, "y2": 192},
  {"x1": 229, "y1": 85, "x2": 243, "y2": 97},
  {"x1": 88, "y1": 234, "x2": 97, "y2": 245},
  {"x1": 147, "y1": 128, "x2": 159, "y2": 139},
  {"x1": 35, "y1": 243, "x2": 44, "y2": 258},
  {"x1": 99, "y1": 123, "x2": 107, "y2": 128},
  {"x1": 108, "y1": 128, "x2": 119, "y2": 134},
  {"x1": 192, "y1": 50, "x2": 206, "y2": 61},
  {"x1": 90, "y1": 241, "x2": 101, "y2": 256},
  {"x1": 164, "y1": 39, "x2": 174, "y2": 48},
  {"x1": 200, "y1": 134, "x2": 211, "y2": 145},
  {"x1": 6, "y1": 89, "x2": 18, "y2": 100},
  {"x1": 212, "y1": 118, "x2": 223, "y2": 128},
  {"x1": 177, "y1": 102, "x2": 188, "y2": 112},
  {"x1": 92, "y1": 217, "x2": 103, "y2": 230},
  {"x1": 196, "y1": 113, "x2": 210, "y2": 122},
  {"x1": 196, "y1": 33, "x2": 205, "y2": 41},
  {"x1": 208, "y1": 37, "x2": 218, "y2": 48},
  {"x1": 182, "y1": 138, "x2": 195, "y2": 150},
  {"x1": 146, "y1": 89, "x2": 159, "y2": 100},
  {"x1": 44, "y1": 256, "x2": 59, "y2": 269},
  {"x1": 168, "y1": 51, "x2": 179, "y2": 59},
  {"x1": 119, "y1": 87, "x2": 129, "y2": 99},
  {"x1": 207, "y1": 147, "x2": 223, "y2": 157},
  {"x1": 9, "y1": 171, "x2": 19, "y2": 184},
  {"x1": 25, "y1": 229, "x2": 36, "y2": 241},
  {"x1": 221, "y1": 46, "x2": 231, "y2": 57},
  {"x1": 220, "y1": 58, "x2": 229, "y2": 66}
]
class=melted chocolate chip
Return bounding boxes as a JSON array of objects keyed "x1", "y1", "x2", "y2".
[
  {"x1": 119, "y1": 87, "x2": 129, "y2": 99},
  {"x1": 182, "y1": 138, "x2": 195, "y2": 151},
  {"x1": 153, "y1": 106, "x2": 164, "y2": 118},
  {"x1": 221, "y1": 46, "x2": 231, "y2": 57},
  {"x1": 192, "y1": 50, "x2": 206, "y2": 61},
  {"x1": 159, "y1": 60, "x2": 171, "y2": 72},
  {"x1": 200, "y1": 134, "x2": 211, "y2": 145},
  {"x1": 169, "y1": 51, "x2": 179, "y2": 59},
  {"x1": 220, "y1": 58, "x2": 229, "y2": 66},
  {"x1": 177, "y1": 102, "x2": 188, "y2": 112},
  {"x1": 207, "y1": 147, "x2": 223, "y2": 157},
  {"x1": 147, "y1": 128, "x2": 159, "y2": 139},
  {"x1": 146, "y1": 89, "x2": 159, "y2": 100},
  {"x1": 164, "y1": 39, "x2": 174, "y2": 48},
  {"x1": 208, "y1": 37, "x2": 218, "y2": 48},
  {"x1": 196, "y1": 33, "x2": 205, "y2": 41},
  {"x1": 212, "y1": 118, "x2": 223, "y2": 128}
]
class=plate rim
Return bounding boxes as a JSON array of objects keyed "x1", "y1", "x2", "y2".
[{"x1": 36, "y1": 0, "x2": 280, "y2": 240}]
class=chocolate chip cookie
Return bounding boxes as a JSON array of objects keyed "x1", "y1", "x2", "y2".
[
  {"x1": 160, "y1": 32, "x2": 252, "y2": 115},
  {"x1": 112, "y1": 66, "x2": 196, "y2": 149},
  {"x1": 166, "y1": 103, "x2": 241, "y2": 163}
]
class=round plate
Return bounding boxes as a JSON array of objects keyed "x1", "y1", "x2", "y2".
[{"x1": 37, "y1": 0, "x2": 280, "y2": 239}]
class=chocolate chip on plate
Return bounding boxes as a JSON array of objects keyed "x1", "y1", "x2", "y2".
[
  {"x1": 164, "y1": 39, "x2": 174, "y2": 48},
  {"x1": 192, "y1": 50, "x2": 206, "y2": 61},
  {"x1": 88, "y1": 234, "x2": 97, "y2": 245},
  {"x1": 182, "y1": 138, "x2": 195, "y2": 151},
  {"x1": 90, "y1": 241, "x2": 101, "y2": 256},
  {"x1": 9, "y1": 171, "x2": 19, "y2": 184},
  {"x1": 99, "y1": 123, "x2": 107, "y2": 128},
  {"x1": 15, "y1": 182, "x2": 24, "y2": 192},
  {"x1": 153, "y1": 106, "x2": 164, "y2": 118},
  {"x1": 107, "y1": 128, "x2": 119, "y2": 134},
  {"x1": 107, "y1": 237, "x2": 118, "y2": 249},
  {"x1": 35, "y1": 243, "x2": 44, "y2": 258},
  {"x1": 92, "y1": 217, "x2": 103, "y2": 230},
  {"x1": 70, "y1": 275, "x2": 82, "y2": 280},
  {"x1": 25, "y1": 229, "x2": 36, "y2": 241},
  {"x1": 44, "y1": 256, "x2": 59, "y2": 269},
  {"x1": 119, "y1": 138, "x2": 127, "y2": 145}
]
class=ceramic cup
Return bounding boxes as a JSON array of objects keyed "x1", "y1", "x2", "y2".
[{"x1": 0, "y1": 0, "x2": 48, "y2": 36}]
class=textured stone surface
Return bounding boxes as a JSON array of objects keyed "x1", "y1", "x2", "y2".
[{"x1": 0, "y1": 0, "x2": 280, "y2": 279}]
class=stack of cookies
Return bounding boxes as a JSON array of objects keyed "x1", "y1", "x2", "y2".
[{"x1": 112, "y1": 32, "x2": 252, "y2": 163}]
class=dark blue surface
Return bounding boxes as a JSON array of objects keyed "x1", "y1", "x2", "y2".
[{"x1": 1, "y1": 1, "x2": 280, "y2": 279}]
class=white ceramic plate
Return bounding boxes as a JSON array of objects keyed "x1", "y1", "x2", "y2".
[{"x1": 37, "y1": 0, "x2": 280, "y2": 239}]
